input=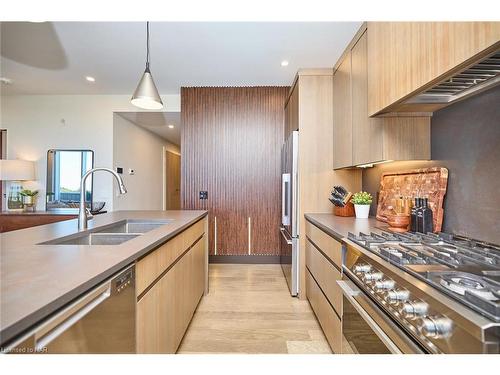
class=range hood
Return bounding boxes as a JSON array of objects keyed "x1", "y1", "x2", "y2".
[{"x1": 406, "y1": 51, "x2": 500, "y2": 104}]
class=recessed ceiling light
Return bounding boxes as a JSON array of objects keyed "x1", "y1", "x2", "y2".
[
  {"x1": 168, "y1": 124, "x2": 175, "y2": 129},
  {"x1": 85, "y1": 76, "x2": 95, "y2": 82},
  {"x1": 281, "y1": 60, "x2": 289, "y2": 67}
]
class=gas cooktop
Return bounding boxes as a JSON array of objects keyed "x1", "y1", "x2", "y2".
[{"x1": 347, "y1": 231, "x2": 500, "y2": 321}]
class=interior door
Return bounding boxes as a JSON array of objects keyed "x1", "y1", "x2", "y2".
[{"x1": 165, "y1": 151, "x2": 181, "y2": 210}]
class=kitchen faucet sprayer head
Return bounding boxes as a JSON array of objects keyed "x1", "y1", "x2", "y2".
[{"x1": 118, "y1": 179, "x2": 127, "y2": 194}]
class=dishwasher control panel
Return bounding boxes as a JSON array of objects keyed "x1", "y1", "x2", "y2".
[{"x1": 113, "y1": 266, "x2": 135, "y2": 294}]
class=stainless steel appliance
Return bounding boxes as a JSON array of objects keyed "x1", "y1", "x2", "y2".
[
  {"x1": 280, "y1": 130, "x2": 299, "y2": 296},
  {"x1": 342, "y1": 230, "x2": 500, "y2": 354},
  {"x1": 5, "y1": 265, "x2": 136, "y2": 354}
]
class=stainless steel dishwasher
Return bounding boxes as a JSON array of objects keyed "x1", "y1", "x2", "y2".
[{"x1": 7, "y1": 265, "x2": 136, "y2": 354}]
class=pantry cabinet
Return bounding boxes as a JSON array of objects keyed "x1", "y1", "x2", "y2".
[
  {"x1": 367, "y1": 22, "x2": 500, "y2": 116},
  {"x1": 285, "y1": 69, "x2": 362, "y2": 298},
  {"x1": 333, "y1": 29, "x2": 431, "y2": 170},
  {"x1": 136, "y1": 218, "x2": 207, "y2": 353}
]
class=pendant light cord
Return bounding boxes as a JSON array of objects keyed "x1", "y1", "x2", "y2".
[{"x1": 146, "y1": 21, "x2": 150, "y2": 71}]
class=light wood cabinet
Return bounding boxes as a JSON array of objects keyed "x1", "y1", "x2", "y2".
[
  {"x1": 351, "y1": 31, "x2": 383, "y2": 166},
  {"x1": 136, "y1": 218, "x2": 207, "y2": 354},
  {"x1": 284, "y1": 83, "x2": 299, "y2": 138},
  {"x1": 333, "y1": 29, "x2": 431, "y2": 169},
  {"x1": 135, "y1": 218, "x2": 205, "y2": 295},
  {"x1": 305, "y1": 221, "x2": 343, "y2": 268},
  {"x1": 367, "y1": 22, "x2": 500, "y2": 116},
  {"x1": 306, "y1": 269, "x2": 342, "y2": 354},
  {"x1": 332, "y1": 55, "x2": 353, "y2": 169},
  {"x1": 286, "y1": 69, "x2": 362, "y2": 298},
  {"x1": 305, "y1": 240, "x2": 342, "y2": 316},
  {"x1": 305, "y1": 219, "x2": 344, "y2": 353}
]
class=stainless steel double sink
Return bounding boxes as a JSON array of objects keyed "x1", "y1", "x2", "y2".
[{"x1": 40, "y1": 219, "x2": 173, "y2": 246}]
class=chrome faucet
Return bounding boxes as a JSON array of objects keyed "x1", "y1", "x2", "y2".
[{"x1": 78, "y1": 167, "x2": 127, "y2": 230}]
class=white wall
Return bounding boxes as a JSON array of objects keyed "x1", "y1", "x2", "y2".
[
  {"x1": 113, "y1": 114, "x2": 179, "y2": 210},
  {"x1": 0, "y1": 94, "x2": 180, "y2": 211}
]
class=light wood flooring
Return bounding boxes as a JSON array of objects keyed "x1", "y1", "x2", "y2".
[{"x1": 177, "y1": 264, "x2": 332, "y2": 354}]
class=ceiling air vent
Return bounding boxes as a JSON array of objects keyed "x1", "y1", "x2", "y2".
[{"x1": 406, "y1": 51, "x2": 500, "y2": 104}]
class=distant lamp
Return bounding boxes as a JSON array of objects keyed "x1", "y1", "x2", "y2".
[{"x1": 0, "y1": 159, "x2": 35, "y2": 211}]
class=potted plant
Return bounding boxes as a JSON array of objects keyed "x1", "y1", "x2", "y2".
[
  {"x1": 350, "y1": 191, "x2": 373, "y2": 219},
  {"x1": 19, "y1": 189, "x2": 39, "y2": 211}
]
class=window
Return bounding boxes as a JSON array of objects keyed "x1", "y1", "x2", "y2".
[{"x1": 46, "y1": 150, "x2": 94, "y2": 210}]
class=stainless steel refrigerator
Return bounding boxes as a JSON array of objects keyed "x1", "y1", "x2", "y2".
[{"x1": 280, "y1": 130, "x2": 299, "y2": 296}]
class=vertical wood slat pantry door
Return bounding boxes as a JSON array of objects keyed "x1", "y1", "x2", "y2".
[{"x1": 181, "y1": 87, "x2": 288, "y2": 256}]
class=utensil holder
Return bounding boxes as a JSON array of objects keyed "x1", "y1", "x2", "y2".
[{"x1": 334, "y1": 202, "x2": 355, "y2": 217}]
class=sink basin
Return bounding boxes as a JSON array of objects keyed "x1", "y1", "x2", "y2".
[
  {"x1": 94, "y1": 219, "x2": 173, "y2": 234},
  {"x1": 39, "y1": 219, "x2": 173, "y2": 246},
  {"x1": 48, "y1": 233, "x2": 141, "y2": 246}
]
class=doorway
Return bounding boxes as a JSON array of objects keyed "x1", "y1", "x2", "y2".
[
  {"x1": 113, "y1": 111, "x2": 181, "y2": 211},
  {"x1": 164, "y1": 149, "x2": 181, "y2": 210}
]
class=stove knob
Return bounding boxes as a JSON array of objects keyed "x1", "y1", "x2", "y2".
[
  {"x1": 362, "y1": 272, "x2": 383, "y2": 282},
  {"x1": 399, "y1": 301, "x2": 429, "y2": 319},
  {"x1": 418, "y1": 316, "x2": 453, "y2": 338},
  {"x1": 385, "y1": 289, "x2": 410, "y2": 303},
  {"x1": 374, "y1": 279, "x2": 395, "y2": 291},
  {"x1": 353, "y1": 264, "x2": 372, "y2": 273}
]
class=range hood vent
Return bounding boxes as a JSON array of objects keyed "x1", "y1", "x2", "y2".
[{"x1": 406, "y1": 51, "x2": 500, "y2": 104}]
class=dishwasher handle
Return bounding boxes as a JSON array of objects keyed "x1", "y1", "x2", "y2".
[
  {"x1": 35, "y1": 285, "x2": 111, "y2": 351},
  {"x1": 337, "y1": 280, "x2": 403, "y2": 354}
]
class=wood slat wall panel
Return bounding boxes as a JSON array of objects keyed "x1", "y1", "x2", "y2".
[{"x1": 181, "y1": 87, "x2": 289, "y2": 256}]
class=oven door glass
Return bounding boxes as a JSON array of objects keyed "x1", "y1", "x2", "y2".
[{"x1": 338, "y1": 279, "x2": 423, "y2": 354}]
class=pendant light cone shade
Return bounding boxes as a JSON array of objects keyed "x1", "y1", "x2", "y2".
[
  {"x1": 131, "y1": 67, "x2": 163, "y2": 110},
  {"x1": 131, "y1": 22, "x2": 163, "y2": 110}
]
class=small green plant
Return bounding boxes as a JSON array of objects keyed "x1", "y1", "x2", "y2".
[
  {"x1": 351, "y1": 191, "x2": 372, "y2": 205},
  {"x1": 19, "y1": 189, "x2": 39, "y2": 197}
]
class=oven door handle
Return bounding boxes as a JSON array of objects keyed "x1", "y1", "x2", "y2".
[{"x1": 337, "y1": 280, "x2": 403, "y2": 354}]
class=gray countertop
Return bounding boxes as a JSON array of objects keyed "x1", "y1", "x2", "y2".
[
  {"x1": 0, "y1": 210, "x2": 207, "y2": 345},
  {"x1": 304, "y1": 213, "x2": 389, "y2": 241}
]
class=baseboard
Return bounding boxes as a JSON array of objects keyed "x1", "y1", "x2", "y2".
[{"x1": 209, "y1": 255, "x2": 281, "y2": 264}]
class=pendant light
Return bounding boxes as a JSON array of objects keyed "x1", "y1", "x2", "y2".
[{"x1": 131, "y1": 22, "x2": 163, "y2": 110}]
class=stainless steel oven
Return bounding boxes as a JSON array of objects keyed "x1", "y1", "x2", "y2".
[{"x1": 337, "y1": 277, "x2": 424, "y2": 354}]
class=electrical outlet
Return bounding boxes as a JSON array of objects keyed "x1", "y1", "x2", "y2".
[
  {"x1": 199, "y1": 191, "x2": 208, "y2": 200},
  {"x1": 116, "y1": 167, "x2": 123, "y2": 174}
]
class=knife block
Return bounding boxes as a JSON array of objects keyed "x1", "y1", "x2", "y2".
[{"x1": 334, "y1": 202, "x2": 355, "y2": 217}]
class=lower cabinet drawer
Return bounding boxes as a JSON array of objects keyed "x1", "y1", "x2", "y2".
[
  {"x1": 306, "y1": 239, "x2": 342, "y2": 316},
  {"x1": 306, "y1": 221, "x2": 343, "y2": 268},
  {"x1": 306, "y1": 268, "x2": 342, "y2": 354}
]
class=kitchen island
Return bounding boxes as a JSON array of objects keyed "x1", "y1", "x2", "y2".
[{"x1": 0, "y1": 210, "x2": 208, "y2": 351}]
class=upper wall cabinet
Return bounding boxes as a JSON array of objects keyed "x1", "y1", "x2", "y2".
[
  {"x1": 332, "y1": 53, "x2": 353, "y2": 168},
  {"x1": 333, "y1": 29, "x2": 431, "y2": 170},
  {"x1": 284, "y1": 82, "x2": 299, "y2": 138},
  {"x1": 367, "y1": 22, "x2": 500, "y2": 116}
]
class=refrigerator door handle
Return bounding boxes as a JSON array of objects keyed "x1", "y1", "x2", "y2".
[
  {"x1": 280, "y1": 227, "x2": 292, "y2": 245},
  {"x1": 282, "y1": 173, "x2": 291, "y2": 226}
]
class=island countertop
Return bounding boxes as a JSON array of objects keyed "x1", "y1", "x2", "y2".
[{"x1": 0, "y1": 210, "x2": 207, "y2": 346}]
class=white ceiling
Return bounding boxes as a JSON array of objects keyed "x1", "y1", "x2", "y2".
[
  {"x1": 117, "y1": 111, "x2": 181, "y2": 145},
  {"x1": 0, "y1": 21, "x2": 362, "y2": 95}
]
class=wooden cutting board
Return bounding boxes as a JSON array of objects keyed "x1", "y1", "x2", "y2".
[{"x1": 376, "y1": 167, "x2": 448, "y2": 232}]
